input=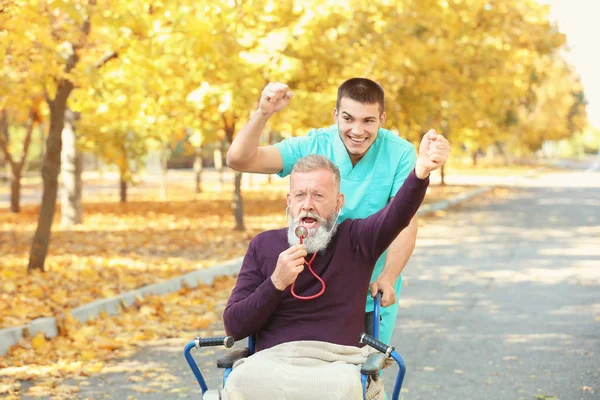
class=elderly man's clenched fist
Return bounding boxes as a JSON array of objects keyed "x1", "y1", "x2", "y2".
[{"x1": 415, "y1": 129, "x2": 451, "y2": 179}]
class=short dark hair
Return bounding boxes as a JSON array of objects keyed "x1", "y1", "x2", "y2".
[{"x1": 336, "y1": 78, "x2": 385, "y2": 114}]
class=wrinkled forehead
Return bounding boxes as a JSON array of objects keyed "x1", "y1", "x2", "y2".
[{"x1": 289, "y1": 170, "x2": 335, "y2": 193}]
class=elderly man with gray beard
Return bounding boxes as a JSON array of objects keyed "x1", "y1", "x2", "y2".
[{"x1": 222, "y1": 130, "x2": 450, "y2": 400}]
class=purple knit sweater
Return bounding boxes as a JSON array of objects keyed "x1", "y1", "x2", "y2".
[{"x1": 223, "y1": 170, "x2": 429, "y2": 351}]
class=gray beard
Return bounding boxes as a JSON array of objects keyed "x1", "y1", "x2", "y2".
[{"x1": 287, "y1": 214, "x2": 339, "y2": 254}]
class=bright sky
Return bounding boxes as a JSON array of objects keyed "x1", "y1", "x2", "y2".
[{"x1": 540, "y1": 0, "x2": 600, "y2": 128}]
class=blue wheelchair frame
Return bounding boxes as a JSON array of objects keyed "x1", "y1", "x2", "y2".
[{"x1": 184, "y1": 294, "x2": 407, "y2": 399}]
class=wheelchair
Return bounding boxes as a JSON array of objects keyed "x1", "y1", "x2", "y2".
[{"x1": 184, "y1": 293, "x2": 407, "y2": 400}]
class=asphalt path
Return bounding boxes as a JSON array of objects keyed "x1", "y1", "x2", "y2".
[{"x1": 13, "y1": 168, "x2": 600, "y2": 400}]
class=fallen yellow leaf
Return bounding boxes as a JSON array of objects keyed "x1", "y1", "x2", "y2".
[
  {"x1": 97, "y1": 339, "x2": 121, "y2": 351},
  {"x1": 31, "y1": 332, "x2": 47, "y2": 350},
  {"x1": 132, "y1": 385, "x2": 158, "y2": 393}
]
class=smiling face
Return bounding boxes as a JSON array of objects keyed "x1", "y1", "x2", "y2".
[
  {"x1": 286, "y1": 168, "x2": 344, "y2": 253},
  {"x1": 334, "y1": 97, "x2": 386, "y2": 166}
]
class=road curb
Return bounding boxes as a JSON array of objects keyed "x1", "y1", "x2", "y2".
[
  {"x1": 0, "y1": 258, "x2": 243, "y2": 356},
  {"x1": 0, "y1": 186, "x2": 493, "y2": 356}
]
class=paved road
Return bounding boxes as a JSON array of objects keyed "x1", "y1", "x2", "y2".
[
  {"x1": 17, "y1": 170, "x2": 600, "y2": 400},
  {"x1": 385, "y1": 173, "x2": 600, "y2": 400}
]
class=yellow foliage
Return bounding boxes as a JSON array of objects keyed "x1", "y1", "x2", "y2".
[
  {"x1": 0, "y1": 189, "x2": 288, "y2": 329},
  {"x1": 2, "y1": 0, "x2": 584, "y2": 171}
]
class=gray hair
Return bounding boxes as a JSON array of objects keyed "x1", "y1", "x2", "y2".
[{"x1": 291, "y1": 155, "x2": 341, "y2": 188}]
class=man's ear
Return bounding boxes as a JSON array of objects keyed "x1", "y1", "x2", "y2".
[
  {"x1": 333, "y1": 108, "x2": 338, "y2": 124},
  {"x1": 286, "y1": 193, "x2": 291, "y2": 207},
  {"x1": 380, "y1": 111, "x2": 387, "y2": 126},
  {"x1": 337, "y1": 193, "x2": 345, "y2": 212}
]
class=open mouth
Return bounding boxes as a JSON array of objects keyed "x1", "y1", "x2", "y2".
[
  {"x1": 348, "y1": 136, "x2": 367, "y2": 145},
  {"x1": 300, "y1": 217, "x2": 318, "y2": 228}
]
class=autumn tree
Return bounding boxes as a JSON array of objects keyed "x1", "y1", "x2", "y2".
[
  {"x1": 184, "y1": 0, "x2": 303, "y2": 230},
  {"x1": 0, "y1": 105, "x2": 41, "y2": 213},
  {"x1": 2, "y1": 0, "x2": 119, "y2": 271},
  {"x1": 186, "y1": 83, "x2": 225, "y2": 194},
  {"x1": 77, "y1": 0, "x2": 240, "y2": 201},
  {"x1": 511, "y1": 55, "x2": 588, "y2": 153},
  {"x1": 0, "y1": 6, "x2": 46, "y2": 213},
  {"x1": 5, "y1": 0, "x2": 586, "y2": 246}
]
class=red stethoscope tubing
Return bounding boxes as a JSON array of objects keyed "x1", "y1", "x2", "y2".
[{"x1": 291, "y1": 236, "x2": 326, "y2": 300}]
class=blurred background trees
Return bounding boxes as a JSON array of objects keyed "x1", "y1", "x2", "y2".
[{"x1": 1, "y1": 0, "x2": 594, "y2": 271}]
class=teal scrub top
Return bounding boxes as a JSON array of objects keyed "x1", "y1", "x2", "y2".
[{"x1": 274, "y1": 124, "x2": 417, "y2": 310}]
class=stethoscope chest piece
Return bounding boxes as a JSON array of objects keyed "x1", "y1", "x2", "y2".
[{"x1": 291, "y1": 225, "x2": 325, "y2": 300}]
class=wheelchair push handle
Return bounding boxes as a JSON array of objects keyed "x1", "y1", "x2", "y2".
[
  {"x1": 195, "y1": 335, "x2": 235, "y2": 349},
  {"x1": 184, "y1": 336, "x2": 235, "y2": 395},
  {"x1": 374, "y1": 291, "x2": 382, "y2": 306},
  {"x1": 360, "y1": 332, "x2": 395, "y2": 357}
]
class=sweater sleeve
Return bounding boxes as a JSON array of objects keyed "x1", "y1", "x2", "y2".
[
  {"x1": 391, "y1": 146, "x2": 417, "y2": 196},
  {"x1": 348, "y1": 169, "x2": 429, "y2": 263},
  {"x1": 223, "y1": 239, "x2": 284, "y2": 340}
]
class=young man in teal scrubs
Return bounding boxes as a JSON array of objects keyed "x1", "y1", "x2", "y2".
[{"x1": 227, "y1": 78, "x2": 433, "y2": 346}]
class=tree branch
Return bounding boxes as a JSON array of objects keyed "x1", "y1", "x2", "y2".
[
  {"x1": 0, "y1": 109, "x2": 15, "y2": 166},
  {"x1": 94, "y1": 51, "x2": 119, "y2": 69},
  {"x1": 20, "y1": 108, "x2": 36, "y2": 166}
]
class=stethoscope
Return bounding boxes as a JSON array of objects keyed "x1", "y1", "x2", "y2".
[{"x1": 290, "y1": 225, "x2": 326, "y2": 300}]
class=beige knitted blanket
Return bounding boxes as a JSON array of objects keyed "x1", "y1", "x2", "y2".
[{"x1": 222, "y1": 341, "x2": 387, "y2": 400}]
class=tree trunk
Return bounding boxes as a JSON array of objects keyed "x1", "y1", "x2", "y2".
[
  {"x1": 60, "y1": 109, "x2": 83, "y2": 226},
  {"x1": 160, "y1": 148, "x2": 168, "y2": 200},
  {"x1": 10, "y1": 164, "x2": 22, "y2": 213},
  {"x1": 39, "y1": 123, "x2": 45, "y2": 165},
  {"x1": 496, "y1": 142, "x2": 510, "y2": 166},
  {"x1": 119, "y1": 174, "x2": 127, "y2": 203},
  {"x1": 233, "y1": 171, "x2": 244, "y2": 231},
  {"x1": 28, "y1": 10, "x2": 107, "y2": 271},
  {"x1": 2, "y1": 108, "x2": 36, "y2": 213},
  {"x1": 0, "y1": 153, "x2": 6, "y2": 183},
  {"x1": 28, "y1": 81, "x2": 73, "y2": 272},
  {"x1": 222, "y1": 117, "x2": 244, "y2": 231},
  {"x1": 194, "y1": 146, "x2": 203, "y2": 194},
  {"x1": 213, "y1": 147, "x2": 223, "y2": 189},
  {"x1": 222, "y1": 116, "x2": 244, "y2": 230},
  {"x1": 472, "y1": 151, "x2": 479, "y2": 166},
  {"x1": 440, "y1": 164, "x2": 446, "y2": 186},
  {"x1": 118, "y1": 143, "x2": 128, "y2": 203},
  {"x1": 0, "y1": 112, "x2": 7, "y2": 184}
]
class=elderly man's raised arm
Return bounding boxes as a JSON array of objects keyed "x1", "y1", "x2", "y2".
[
  {"x1": 223, "y1": 240, "x2": 284, "y2": 340},
  {"x1": 349, "y1": 130, "x2": 450, "y2": 262},
  {"x1": 348, "y1": 169, "x2": 428, "y2": 263}
]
